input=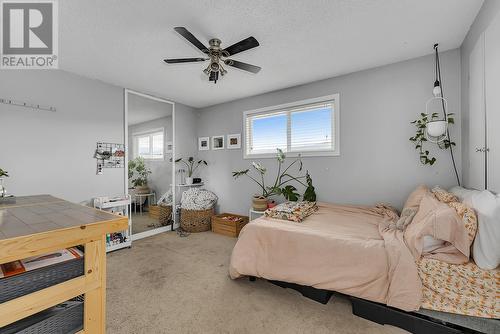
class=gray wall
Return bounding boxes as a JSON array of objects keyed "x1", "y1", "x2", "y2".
[
  {"x1": 196, "y1": 50, "x2": 462, "y2": 215},
  {"x1": 0, "y1": 70, "x2": 124, "y2": 203},
  {"x1": 460, "y1": 0, "x2": 500, "y2": 187},
  {"x1": 128, "y1": 116, "x2": 173, "y2": 198}
]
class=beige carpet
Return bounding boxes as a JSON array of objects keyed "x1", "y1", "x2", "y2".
[{"x1": 106, "y1": 231, "x2": 409, "y2": 334}]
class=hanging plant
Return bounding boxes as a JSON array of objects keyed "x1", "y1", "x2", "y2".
[{"x1": 409, "y1": 112, "x2": 455, "y2": 166}]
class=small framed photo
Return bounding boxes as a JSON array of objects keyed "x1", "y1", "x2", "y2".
[
  {"x1": 212, "y1": 135, "x2": 225, "y2": 150},
  {"x1": 227, "y1": 134, "x2": 241, "y2": 149},
  {"x1": 198, "y1": 137, "x2": 209, "y2": 151}
]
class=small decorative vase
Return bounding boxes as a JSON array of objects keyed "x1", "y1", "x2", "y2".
[
  {"x1": 185, "y1": 177, "x2": 193, "y2": 185},
  {"x1": 252, "y1": 195, "x2": 268, "y2": 211}
]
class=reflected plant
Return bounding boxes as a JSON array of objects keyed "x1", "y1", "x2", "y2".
[
  {"x1": 128, "y1": 157, "x2": 151, "y2": 187},
  {"x1": 175, "y1": 157, "x2": 207, "y2": 177}
]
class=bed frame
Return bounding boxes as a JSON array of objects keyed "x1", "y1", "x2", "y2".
[{"x1": 249, "y1": 277, "x2": 485, "y2": 334}]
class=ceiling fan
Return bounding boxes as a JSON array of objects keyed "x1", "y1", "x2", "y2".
[{"x1": 164, "y1": 27, "x2": 261, "y2": 84}]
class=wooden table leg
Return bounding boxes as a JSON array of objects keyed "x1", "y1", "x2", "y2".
[{"x1": 84, "y1": 236, "x2": 106, "y2": 333}]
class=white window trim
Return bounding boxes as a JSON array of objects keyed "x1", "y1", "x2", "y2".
[
  {"x1": 132, "y1": 127, "x2": 165, "y2": 161},
  {"x1": 243, "y1": 94, "x2": 340, "y2": 159}
]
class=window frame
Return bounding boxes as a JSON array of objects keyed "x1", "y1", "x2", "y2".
[
  {"x1": 243, "y1": 94, "x2": 340, "y2": 159},
  {"x1": 132, "y1": 127, "x2": 165, "y2": 161}
]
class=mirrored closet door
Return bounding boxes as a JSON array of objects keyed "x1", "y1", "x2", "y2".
[{"x1": 125, "y1": 89, "x2": 176, "y2": 240}]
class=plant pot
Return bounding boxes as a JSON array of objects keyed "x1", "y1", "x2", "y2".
[
  {"x1": 252, "y1": 195, "x2": 268, "y2": 212},
  {"x1": 135, "y1": 185, "x2": 150, "y2": 194},
  {"x1": 185, "y1": 177, "x2": 193, "y2": 185},
  {"x1": 267, "y1": 200, "x2": 277, "y2": 209},
  {"x1": 426, "y1": 120, "x2": 447, "y2": 137}
]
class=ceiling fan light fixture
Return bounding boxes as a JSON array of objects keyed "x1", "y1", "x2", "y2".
[{"x1": 164, "y1": 27, "x2": 261, "y2": 84}]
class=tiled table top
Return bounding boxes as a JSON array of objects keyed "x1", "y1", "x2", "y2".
[{"x1": 0, "y1": 195, "x2": 123, "y2": 240}]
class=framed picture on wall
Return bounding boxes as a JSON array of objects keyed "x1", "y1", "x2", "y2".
[
  {"x1": 227, "y1": 134, "x2": 241, "y2": 149},
  {"x1": 212, "y1": 135, "x2": 225, "y2": 150},
  {"x1": 198, "y1": 137, "x2": 209, "y2": 151}
]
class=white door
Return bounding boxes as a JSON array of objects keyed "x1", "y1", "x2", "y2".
[
  {"x1": 468, "y1": 33, "x2": 486, "y2": 190},
  {"x1": 485, "y1": 11, "x2": 500, "y2": 193}
]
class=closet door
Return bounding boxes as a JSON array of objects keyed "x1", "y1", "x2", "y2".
[
  {"x1": 468, "y1": 33, "x2": 486, "y2": 190},
  {"x1": 485, "y1": 11, "x2": 500, "y2": 193}
]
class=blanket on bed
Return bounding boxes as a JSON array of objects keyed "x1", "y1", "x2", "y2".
[{"x1": 229, "y1": 202, "x2": 422, "y2": 311}]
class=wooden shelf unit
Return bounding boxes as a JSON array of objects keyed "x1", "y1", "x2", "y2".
[{"x1": 0, "y1": 195, "x2": 128, "y2": 333}]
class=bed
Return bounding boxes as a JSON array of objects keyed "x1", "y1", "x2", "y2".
[
  {"x1": 230, "y1": 202, "x2": 422, "y2": 311},
  {"x1": 229, "y1": 188, "x2": 500, "y2": 323}
]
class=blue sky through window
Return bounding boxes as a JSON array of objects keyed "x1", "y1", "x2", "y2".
[
  {"x1": 291, "y1": 107, "x2": 332, "y2": 151},
  {"x1": 251, "y1": 113, "x2": 287, "y2": 152}
]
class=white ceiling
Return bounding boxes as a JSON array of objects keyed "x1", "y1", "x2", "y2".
[
  {"x1": 59, "y1": 0, "x2": 483, "y2": 108},
  {"x1": 128, "y1": 93, "x2": 173, "y2": 125}
]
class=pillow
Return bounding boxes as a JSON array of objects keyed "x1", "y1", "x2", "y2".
[
  {"x1": 449, "y1": 186, "x2": 479, "y2": 204},
  {"x1": 422, "y1": 235, "x2": 446, "y2": 253},
  {"x1": 469, "y1": 190, "x2": 500, "y2": 270},
  {"x1": 431, "y1": 186, "x2": 458, "y2": 203},
  {"x1": 264, "y1": 201, "x2": 318, "y2": 222},
  {"x1": 403, "y1": 185, "x2": 429, "y2": 211},
  {"x1": 404, "y1": 192, "x2": 470, "y2": 264}
]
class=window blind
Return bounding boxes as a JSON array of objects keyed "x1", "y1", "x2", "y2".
[{"x1": 244, "y1": 99, "x2": 336, "y2": 157}]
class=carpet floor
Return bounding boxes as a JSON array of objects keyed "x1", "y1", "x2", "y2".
[{"x1": 106, "y1": 231, "x2": 408, "y2": 334}]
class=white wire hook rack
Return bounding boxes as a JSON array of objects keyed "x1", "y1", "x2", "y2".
[{"x1": 0, "y1": 98, "x2": 56, "y2": 112}]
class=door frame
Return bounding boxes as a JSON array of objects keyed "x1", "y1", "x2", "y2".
[{"x1": 124, "y1": 88, "x2": 177, "y2": 241}]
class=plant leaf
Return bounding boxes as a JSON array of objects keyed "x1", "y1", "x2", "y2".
[{"x1": 281, "y1": 185, "x2": 299, "y2": 202}]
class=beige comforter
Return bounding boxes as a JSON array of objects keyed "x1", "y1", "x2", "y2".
[{"x1": 229, "y1": 202, "x2": 422, "y2": 311}]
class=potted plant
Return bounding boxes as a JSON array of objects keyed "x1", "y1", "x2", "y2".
[
  {"x1": 409, "y1": 112, "x2": 455, "y2": 165},
  {"x1": 0, "y1": 168, "x2": 9, "y2": 197},
  {"x1": 232, "y1": 149, "x2": 316, "y2": 211},
  {"x1": 175, "y1": 157, "x2": 208, "y2": 185},
  {"x1": 128, "y1": 157, "x2": 152, "y2": 194}
]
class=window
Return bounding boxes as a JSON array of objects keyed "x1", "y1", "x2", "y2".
[
  {"x1": 133, "y1": 129, "x2": 164, "y2": 160},
  {"x1": 244, "y1": 95, "x2": 339, "y2": 158}
]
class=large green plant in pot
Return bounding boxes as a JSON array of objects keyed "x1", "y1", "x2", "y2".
[
  {"x1": 128, "y1": 157, "x2": 152, "y2": 193},
  {"x1": 233, "y1": 149, "x2": 316, "y2": 211}
]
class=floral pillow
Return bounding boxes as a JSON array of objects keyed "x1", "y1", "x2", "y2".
[
  {"x1": 264, "y1": 201, "x2": 318, "y2": 222},
  {"x1": 432, "y1": 186, "x2": 459, "y2": 203},
  {"x1": 432, "y1": 186, "x2": 477, "y2": 245}
]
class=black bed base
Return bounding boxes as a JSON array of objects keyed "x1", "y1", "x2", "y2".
[
  {"x1": 350, "y1": 297, "x2": 482, "y2": 334},
  {"x1": 268, "y1": 280, "x2": 333, "y2": 304},
  {"x1": 248, "y1": 277, "x2": 484, "y2": 334}
]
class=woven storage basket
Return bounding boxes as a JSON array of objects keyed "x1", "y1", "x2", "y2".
[
  {"x1": 180, "y1": 208, "x2": 214, "y2": 232},
  {"x1": 159, "y1": 205, "x2": 173, "y2": 225}
]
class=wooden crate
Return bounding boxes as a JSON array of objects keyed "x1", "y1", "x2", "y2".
[
  {"x1": 149, "y1": 205, "x2": 160, "y2": 219},
  {"x1": 211, "y1": 213, "x2": 249, "y2": 238}
]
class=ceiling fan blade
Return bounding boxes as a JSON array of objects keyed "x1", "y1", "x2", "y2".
[
  {"x1": 174, "y1": 27, "x2": 209, "y2": 54},
  {"x1": 224, "y1": 59, "x2": 261, "y2": 73},
  {"x1": 164, "y1": 57, "x2": 207, "y2": 64},
  {"x1": 223, "y1": 36, "x2": 259, "y2": 56}
]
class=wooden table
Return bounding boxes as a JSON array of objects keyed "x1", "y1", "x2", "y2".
[{"x1": 0, "y1": 195, "x2": 128, "y2": 333}]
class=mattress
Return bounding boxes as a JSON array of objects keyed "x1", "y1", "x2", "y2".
[{"x1": 418, "y1": 257, "x2": 499, "y2": 319}]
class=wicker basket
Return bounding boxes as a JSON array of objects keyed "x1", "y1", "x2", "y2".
[
  {"x1": 180, "y1": 208, "x2": 214, "y2": 232},
  {"x1": 158, "y1": 205, "x2": 173, "y2": 225}
]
